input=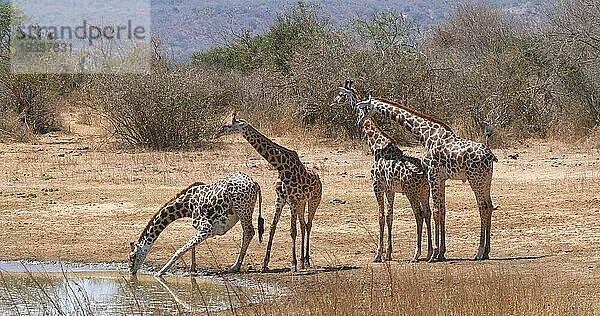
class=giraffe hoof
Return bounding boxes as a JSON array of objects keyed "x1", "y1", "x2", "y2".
[
  {"x1": 373, "y1": 255, "x2": 382, "y2": 263},
  {"x1": 427, "y1": 253, "x2": 445, "y2": 263},
  {"x1": 428, "y1": 250, "x2": 439, "y2": 263},
  {"x1": 474, "y1": 254, "x2": 489, "y2": 261},
  {"x1": 227, "y1": 266, "x2": 241, "y2": 273}
]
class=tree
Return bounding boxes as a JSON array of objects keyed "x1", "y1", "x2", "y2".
[
  {"x1": 192, "y1": 1, "x2": 328, "y2": 73},
  {"x1": 545, "y1": 0, "x2": 600, "y2": 126},
  {"x1": 354, "y1": 9, "x2": 421, "y2": 55}
]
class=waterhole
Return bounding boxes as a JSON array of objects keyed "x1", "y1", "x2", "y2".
[{"x1": 0, "y1": 261, "x2": 280, "y2": 315}]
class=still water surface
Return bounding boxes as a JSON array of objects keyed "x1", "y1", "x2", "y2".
[{"x1": 0, "y1": 261, "x2": 279, "y2": 315}]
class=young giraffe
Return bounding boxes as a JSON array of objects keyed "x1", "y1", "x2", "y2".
[
  {"x1": 217, "y1": 113, "x2": 322, "y2": 272},
  {"x1": 354, "y1": 94, "x2": 497, "y2": 261},
  {"x1": 128, "y1": 172, "x2": 264, "y2": 277},
  {"x1": 333, "y1": 80, "x2": 432, "y2": 262}
]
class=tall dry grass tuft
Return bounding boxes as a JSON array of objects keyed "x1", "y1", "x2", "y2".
[
  {"x1": 237, "y1": 264, "x2": 593, "y2": 316},
  {"x1": 0, "y1": 75, "x2": 63, "y2": 142},
  {"x1": 0, "y1": 110, "x2": 33, "y2": 143}
]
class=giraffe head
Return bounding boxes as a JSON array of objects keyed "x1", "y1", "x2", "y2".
[
  {"x1": 332, "y1": 79, "x2": 364, "y2": 106},
  {"x1": 216, "y1": 112, "x2": 248, "y2": 138},
  {"x1": 332, "y1": 80, "x2": 375, "y2": 128},
  {"x1": 128, "y1": 241, "x2": 150, "y2": 274}
]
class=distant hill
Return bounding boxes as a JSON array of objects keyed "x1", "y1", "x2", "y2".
[{"x1": 150, "y1": 1, "x2": 553, "y2": 61}]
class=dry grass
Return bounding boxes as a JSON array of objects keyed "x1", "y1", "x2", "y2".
[
  {"x1": 239, "y1": 263, "x2": 593, "y2": 316},
  {"x1": 0, "y1": 114, "x2": 599, "y2": 314}
]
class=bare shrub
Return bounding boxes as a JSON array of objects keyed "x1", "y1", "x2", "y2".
[
  {"x1": 94, "y1": 66, "x2": 226, "y2": 150},
  {"x1": 544, "y1": 0, "x2": 600, "y2": 131},
  {"x1": 288, "y1": 22, "x2": 435, "y2": 142},
  {"x1": 0, "y1": 74, "x2": 61, "y2": 138},
  {"x1": 0, "y1": 108, "x2": 32, "y2": 142},
  {"x1": 430, "y1": 4, "x2": 517, "y2": 58},
  {"x1": 422, "y1": 5, "x2": 561, "y2": 143}
]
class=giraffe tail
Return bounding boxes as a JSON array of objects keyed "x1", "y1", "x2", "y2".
[{"x1": 256, "y1": 182, "x2": 264, "y2": 243}]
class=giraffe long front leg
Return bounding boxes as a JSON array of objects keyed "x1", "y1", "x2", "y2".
[
  {"x1": 190, "y1": 246, "x2": 196, "y2": 273},
  {"x1": 228, "y1": 210, "x2": 256, "y2": 273},
  {"x1": 471, "y1": 176, "x2": 494, "y2": 261},
  {"x1": 474, "y1": 200, "x2": 487, "y2": 260},
  {"x1": 384, "y1": 191, "x2": 395, "y2": 261},
  {"x1": 289, "y1": 200, "x2": 299, "y2": 273},
  {"x1": 304, "y1": 196, "x2": 320, "y2": 269},
  {"x1": 296, "y1": 201, "x2": 307, "y2": 269},
  {"x1": 429, "y1": 179, "x2": 446, "y2": 262},
  {"x1": 483, "y1": 179, "x2": 494, "y2": 259},
  {"x1": 408, "y1": 197, "x2": 423, "y2": 263},
  {"x1": 422, "y1": 194, "x2": 433, "y2": 261},
  {"x1": 373, "y1": 184, "x2": 385, "y2": 263},
  {"x1": 155, "y1": 227, "x2": 212, "y2": 277},
  {"x1": 262, "y1": 193, "x2": 285, "y2": 272},
  {"x1": 484, "y1": 208, "x2": 492, "y2": 259}
]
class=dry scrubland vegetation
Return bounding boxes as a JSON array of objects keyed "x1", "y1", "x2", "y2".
[
  {"x1": 151, "y1": 0, "x2": 552, "y2": 57},
  {"x1": 1, "y1": 1, "x2": 599, "y2": 147},
  {"x1": 0, "y1": 1, "x2": 599, "y2": 315}
]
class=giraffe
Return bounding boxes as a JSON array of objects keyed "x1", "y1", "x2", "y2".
[
  {"x1": 353, "y1": 92, "x2": 497, "y2": 262},
  {"x1": 128, "y1": 172, "x2": 264, "y2": 277},
  {"x1": 217, "y1": 113, "x2": 322, "y2": 272},
  {"x1": 333, "y1": 80, "x2": 432, "y2": 262}
]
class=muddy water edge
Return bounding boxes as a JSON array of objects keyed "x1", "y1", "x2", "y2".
[{"x1": 0, "y1": 261, "x2": 281, "y2": 315}]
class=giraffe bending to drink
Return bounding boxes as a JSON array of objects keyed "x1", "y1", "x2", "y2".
[
  {"x1": 334, "y1": 80, "x2": 432, "y2": 262},
  {"x1": 129, "y1": 172, "x2": 264, "y2": 277},
  {"x1": 354, "y1": 92, "x2": 497, "y2": 261},
  {"x1": 217, "y1": 113, "x2": 322, "y2": 272}
]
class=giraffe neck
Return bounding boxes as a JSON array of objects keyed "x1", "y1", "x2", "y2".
[
  {"x1": 362, "y1": 117, "x2": 396, "y2": 153},
  {"x1": 240, "y1": 123, "x2": 304, "y2": 173},
  {"x1": 370, "y1": 98, "x2": 453, "y2": 147},
  {"x1": 137, "y1": 202, "x2": 192, "y2": 248}
]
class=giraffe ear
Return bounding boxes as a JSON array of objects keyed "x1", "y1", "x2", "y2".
[
  {"x1": 130, "y1": 241, "x2": 135, "y2": 251},
  {"x1": 344, "y1": 79, "x2": 351, "y2": 89}
]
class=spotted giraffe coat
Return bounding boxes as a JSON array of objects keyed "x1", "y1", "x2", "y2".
[{"x1": 129, "y1": 172, "x2": 263, "y2": 276}]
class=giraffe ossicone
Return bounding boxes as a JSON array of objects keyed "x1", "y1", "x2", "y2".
[
  {"x1": 217, "y1": 112, "x2": 322, "y2": 272},
  {"x1": 128, "y1": 172, "x2": 263, "y2": 277}
]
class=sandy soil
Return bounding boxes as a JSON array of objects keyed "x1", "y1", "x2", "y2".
[{"x1": 1, "y1": 116, "x2": 599, "y2": 309}]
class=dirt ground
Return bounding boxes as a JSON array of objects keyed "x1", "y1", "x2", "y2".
[{"x1": 1, "y1": 114, "x2": 599, "y2": 310}]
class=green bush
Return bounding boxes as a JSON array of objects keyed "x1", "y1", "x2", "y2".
[{"x1": 192, "y1": 2, "x2": 328, "y2": 73}]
